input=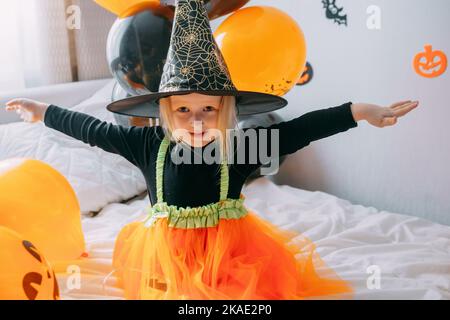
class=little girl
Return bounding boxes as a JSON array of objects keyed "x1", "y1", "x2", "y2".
[
  {"x1": 5, "y1": 0, "x2": 419, "y2": 300},
  {"x1": 5, "y1": 95, "x2": 418, "y2": 300}
]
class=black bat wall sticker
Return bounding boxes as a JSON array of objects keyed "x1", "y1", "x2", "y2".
[{"x1": 322, "y1": 0, "x2": 348, "y2": 26}]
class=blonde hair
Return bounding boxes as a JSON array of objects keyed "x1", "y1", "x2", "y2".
[{"x1": 158, "y1": 94, "x2": 238, "y2": 166}]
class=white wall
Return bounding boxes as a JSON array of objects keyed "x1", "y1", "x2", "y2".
[
  {"x1": 212, "y1": 0, "x2": 450, "y2": 225},
  {"x1": 72, "y1": 0, "x2": 115, "y2": 81}
]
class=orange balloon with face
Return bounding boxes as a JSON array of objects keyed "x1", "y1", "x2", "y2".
[
  {"x1": 0, "y1": 227, "x2": 59, "y2": 300},
  {"x1": 414, "y1": 45, "x2": 447, "y2": 78},
  {"x1": 0, "y1": 158, "x2": 86, "y2": 263}
]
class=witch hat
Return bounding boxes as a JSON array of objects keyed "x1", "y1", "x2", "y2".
[{"x1": 107, "y1": 0, "x2": 288, "y2": 118}]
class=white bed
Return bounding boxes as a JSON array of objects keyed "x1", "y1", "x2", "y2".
[
  {"x1": 1, "y1": 79, "x2": 449, "y2": 300},
  {"x1": 50, "y1": 177, "x2": 449, "y2": 300}
]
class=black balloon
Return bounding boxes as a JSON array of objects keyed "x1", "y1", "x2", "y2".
[
  {"x1": 107, "y1": 5, "x2": 174, "y2": 96},
  {"x1": 111, "y1": 82, "x2": 132, "y2": 126},
  {"x1": 238, "y1": 112, "x2": 287, "y2": 183},
  {"x1": 111, "y1": 81, "x2": 130, "y2": 101},
  {"x1": 111, "y1": 82, "x2": 161, "y2": 125},
  {"x1": 161, "y1": 0, "x2": 250, "y2": 20}
]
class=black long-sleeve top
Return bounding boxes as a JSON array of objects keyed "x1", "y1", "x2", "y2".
[{"x1": 44, "y1": 102, "x2": 358, "y2": 208}]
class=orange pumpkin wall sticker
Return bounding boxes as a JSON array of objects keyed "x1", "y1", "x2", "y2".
[
  {"x1": 414, "y1": 45, "x2": 447, "y2": 78},
  {"x1": 296, "y1": 62, "x2": 314, "y2": 86},
  {"x1": 0, "y1": 226, "x2": 59, "y2": 300}
]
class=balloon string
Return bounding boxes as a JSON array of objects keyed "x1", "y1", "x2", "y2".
[{"x1": 101, "y1": 268, "x2": 118, "y2": 298}]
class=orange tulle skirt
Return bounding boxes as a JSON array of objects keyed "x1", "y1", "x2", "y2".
[{"x1": 112, "y1": 210, "x2": 354, "y2": 300}]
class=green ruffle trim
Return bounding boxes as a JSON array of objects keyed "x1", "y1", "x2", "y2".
[{"x1": 143, "y1": 197, "x2": 248, "y2": 229}]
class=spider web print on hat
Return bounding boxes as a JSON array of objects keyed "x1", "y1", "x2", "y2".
[
  {"x1": 159, "y1": 0, "x2": 236, "y2": 92},
  {"x1": 107, "y1": 0, "x2": 288, "y2": 118}
]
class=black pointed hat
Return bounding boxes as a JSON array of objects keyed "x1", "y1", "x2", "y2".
[{"x1": 107, "y1": 0, "x2": 288, "y2": 118}]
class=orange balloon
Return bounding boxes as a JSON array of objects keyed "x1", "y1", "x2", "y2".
[
  {"x1": 214, "y1": 6, "x2": 307, "y2": 96},
  {"x1": 0, "y1": 226, "x2": 59, "y2": 300},
  {"x1": 0, "y1": 159, "x2": 85, "y2": 263},
  {"x1": 94, "y1": 0, "x2": 167, "y2": 17}
]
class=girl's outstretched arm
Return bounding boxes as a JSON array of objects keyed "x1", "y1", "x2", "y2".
[
  {"x1": 253, "y1": 100, "x2": 418, "y2": 157},
  {"x1": 248, "y1": 102, "x2": 359, "y2": 159},
  {"x1": 4, "y1": 98, "x2": 158, "y2": 169},
  {"x1": 237, "y1": 100, "x2": 419, "y2": 175},
  {"x1": 236, "y1": 102, "x2": 358, "y2": 175}
]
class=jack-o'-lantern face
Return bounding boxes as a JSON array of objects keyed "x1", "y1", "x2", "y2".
[
  {"x1": 22, "y1": 241, "x2": 60, "y2": 300},
  {"x1": 0, "y1": 227, "x2": 60, "y2": 300},
  {"x1": 296, "y1": 62, "x2": 314, "y2": 86},
  {"x1": 414, "y1": 45, "x2": 447, "y2": 78}
]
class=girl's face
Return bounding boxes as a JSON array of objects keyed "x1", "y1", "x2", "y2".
[{"x1": 169, "y1": 93, "x2": 222, "y2": 147}]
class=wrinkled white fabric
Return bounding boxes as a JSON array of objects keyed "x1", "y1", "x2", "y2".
[{"x1": 55, "y1": 177, "x2": 450, "y2": 300}]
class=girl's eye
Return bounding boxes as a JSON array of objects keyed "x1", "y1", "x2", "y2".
[
  {"x1": 204, "y1": 106, "x2": 216, "y2": 112},
  {"x1": 177, "y1": 106, "x2": 189, "y2": 113}
]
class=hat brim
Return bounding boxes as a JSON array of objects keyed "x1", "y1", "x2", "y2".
[{"x1": 106, "y1": 89, "x2": 288, "y2": 118}]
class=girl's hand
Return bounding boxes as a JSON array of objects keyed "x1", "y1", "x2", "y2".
[
  {"x1": 4, "y1": 98, "x2": 50, "y2": 123},
  {"x1": 351, "y1": 101, "x2": 419, "y2": 128}
]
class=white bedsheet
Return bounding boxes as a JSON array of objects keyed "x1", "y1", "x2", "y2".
[{"x1": 55, "y1": 177, "x2": 450, "y2": 300}]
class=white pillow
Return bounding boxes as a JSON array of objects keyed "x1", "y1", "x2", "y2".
[
  {"x1": 0, "y1": 81, "x2": 147, "y2": 215},
  {"x1": 70, "y1": 79, "x2": 116, "y2": 113}
]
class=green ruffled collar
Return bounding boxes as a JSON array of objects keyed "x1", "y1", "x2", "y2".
[{"x1": 143, "y1": 196, "x2": 248, "y2": 229}]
